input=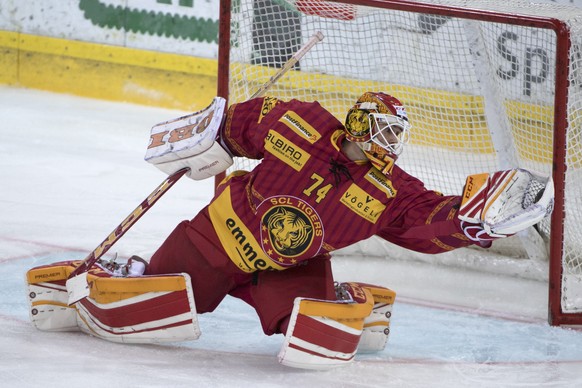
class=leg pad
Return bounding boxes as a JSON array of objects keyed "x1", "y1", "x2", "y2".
[{"x1": 27, "y1": 260, "x2": 200, "y2": 343}]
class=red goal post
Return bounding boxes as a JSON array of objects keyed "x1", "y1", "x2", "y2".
[{"x1": 216, "y1": 0, "x2": 582, "y2": 326}]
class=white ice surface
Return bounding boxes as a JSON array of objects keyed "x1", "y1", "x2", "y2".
[{"x1": 2, "y1": 86, "x2": 582, "y2": 387}]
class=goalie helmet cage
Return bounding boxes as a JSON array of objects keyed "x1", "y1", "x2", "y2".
[{"x1": 216, "y1": 0, "x2": 582, "y2": 327}]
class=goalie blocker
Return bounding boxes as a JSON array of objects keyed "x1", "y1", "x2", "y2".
[{"x1": 145, "y1": 97, "x2": 233, "y2": 180}]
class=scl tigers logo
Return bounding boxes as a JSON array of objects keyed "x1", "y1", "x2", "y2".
[
  {"x1": 257, "y1": 196, "x2": 324, "y2": 267},
  {"x1": 266, "y1": 207, "x2": 312, "y2": 256}
]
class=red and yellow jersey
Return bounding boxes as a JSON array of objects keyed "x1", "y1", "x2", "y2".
[{"x1": 208, "y1": 97, "x2": 473, "y2": 273}]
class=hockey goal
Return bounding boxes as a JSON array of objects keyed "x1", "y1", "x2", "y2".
[{"x1": 216, "y1": 0, "x2": 582, "y2": 326}]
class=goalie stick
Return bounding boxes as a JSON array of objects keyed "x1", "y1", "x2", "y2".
[
  {"x1": 249, "y1": 31, "x2": 324, "y2": 99},
  {"x1": 66, "y1": 31, "x2": 325, "y2": 305},
  {"x1": 66, "y1": 167, "x2": 189, "y2": 304}
]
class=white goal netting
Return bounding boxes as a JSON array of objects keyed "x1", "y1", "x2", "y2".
[{"x1": 220, "y1": 0, "x2": 582, "y2": 321}]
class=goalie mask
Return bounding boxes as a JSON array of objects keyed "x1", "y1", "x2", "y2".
[{"x1": 345, "y1": 92, "x2": 411, "y2": 174}]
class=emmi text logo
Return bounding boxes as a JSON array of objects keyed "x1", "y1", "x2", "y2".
[{"x1": 225, "y1": 217, "x2": 277, "y2": 272}]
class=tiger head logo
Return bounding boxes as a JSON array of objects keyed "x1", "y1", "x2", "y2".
[
  {"x1": 267, "y1": 207, "x2": 312, "y2": 255},
  {"x1": 345, "y1": 108, "x2": 370, "y2": 141},
  {"x1": 258, "y1": 197, "x2": 324, "y2": 264}
]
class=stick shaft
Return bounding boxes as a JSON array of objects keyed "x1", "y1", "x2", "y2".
[
  {"x1": 68, "y1": 168, "x2": 189, "y2": 278},
  {"x1": 250, "y1": 31, "x2": 324, "y2": 99}
]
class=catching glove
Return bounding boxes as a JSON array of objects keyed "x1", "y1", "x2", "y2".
[{"x1": 459, "y1": 169, "x2": 554, "y2": 245}]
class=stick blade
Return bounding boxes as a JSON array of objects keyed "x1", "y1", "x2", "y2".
[{"x1": 66, "y1": 272, "x2": 90, "y2": 305}]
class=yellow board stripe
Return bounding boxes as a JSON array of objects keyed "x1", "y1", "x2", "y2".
[
  {"x1": 0, "y1": 30, "x2": 218, "y2": 111},
  {"x1": 230, "y1": 62, "x2": 558, "y2": 162},
  {"x1": 0, "y1": 30, "x2": 19, "y2": 48},
  {"x1": 1, "y1": 31, "x2": 556, "y2": 126},
  {"x1": 17, "y1": 33, "x2": 217, "y2": 76},
  {"x1": 1, "y1": 31, "x2": 560, "y2": 164}
]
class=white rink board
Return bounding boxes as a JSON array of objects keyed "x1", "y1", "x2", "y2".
[{"x1": 0, "y1": 0, "x2": 219, "y2": 58}]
